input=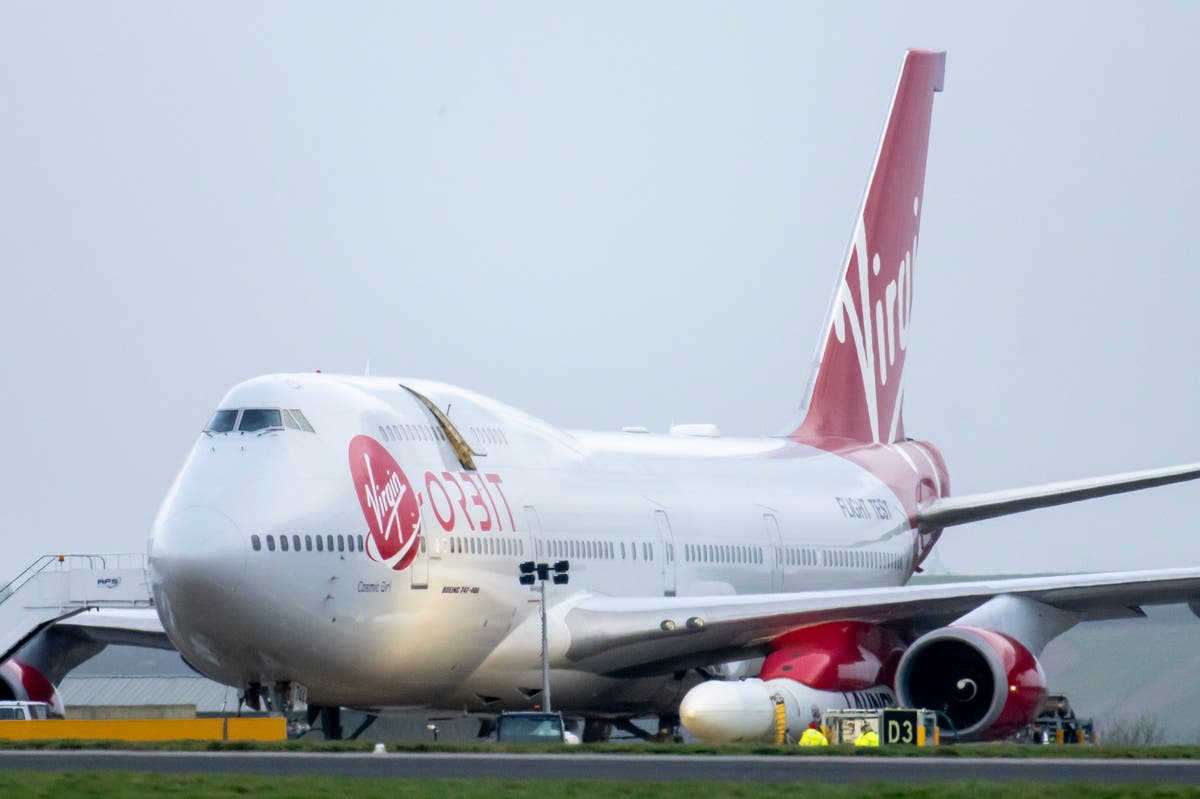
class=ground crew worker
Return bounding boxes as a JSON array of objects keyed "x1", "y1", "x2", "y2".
[
  {"x1": 855, "y1": 722, "x2": 879, "y2": 747},
  {"x1": 799, "y1": 721, "x2": 828, "y2": 746}
]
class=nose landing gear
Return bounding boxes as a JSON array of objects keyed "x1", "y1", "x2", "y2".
[
  {"x1": 241, "y1": 680, "x2": 311, "y2": 737},
  {"x1": 240, "y1": 682, "x2": 265, "y2": 712}
]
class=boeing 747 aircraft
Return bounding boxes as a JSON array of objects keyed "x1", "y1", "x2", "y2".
[{"x1": 6, "y1": 50, "x2": 1200, "y2": 743}]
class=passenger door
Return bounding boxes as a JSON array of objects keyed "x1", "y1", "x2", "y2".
[
  {"x1": 410, "y1": 533, "x2": 429, "y2": 589},
  {"x1": 763, "y1": 513, "x2": 783, "y2": 592},
  {"x1": 522, "y1": 504, "x2": 541, "y2": 561},
  {"x1": 654, "y1": 510, "x2": 676, "y2": 597}
]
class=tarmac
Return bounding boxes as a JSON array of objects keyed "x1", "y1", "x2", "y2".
[{"x1": 4, "y1": 750, "x2": 1200, "y2": 783}]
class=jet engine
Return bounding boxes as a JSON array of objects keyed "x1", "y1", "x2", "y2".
[
  {"x1": 0, "y1": 659, "x2": 65, "y2": 717},
  {"x1": 894, "y1": 625, "x2": 1046, "y2": 740}
]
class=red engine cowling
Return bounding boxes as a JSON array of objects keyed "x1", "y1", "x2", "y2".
[
  {"x1": 894, "y1": 625, "x2": 1046, "y2": 740},
  {"x1": 759, "y1": 621, "x2": 905, "y2": 689},
  {"x1": 0, "y1": 659, "x2": 65, "y2": 717}
]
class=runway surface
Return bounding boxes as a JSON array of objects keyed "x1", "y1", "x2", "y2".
[{"x1": 3, "y1": 750, "x2": 1200, "y2": 783}]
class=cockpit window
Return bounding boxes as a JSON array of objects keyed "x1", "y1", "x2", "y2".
[
  {"x1": 239, "y1": 408, "x2": 283, "y2": 432},
  {"x1": 289, "y1": 409, "x2": 315, "y2": 433},
  {"x1": 206, "y1": 410, "x2": 238, "y2": 433},
  {"x1": 206, "y1": 408, "x2": 315, "y2": 435}
]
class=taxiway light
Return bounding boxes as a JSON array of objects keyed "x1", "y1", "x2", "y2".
[
  {"x1": 660, "y1": 620, "x2": 677, "y2": 632},
  {"x1": 686, "y1": 616, "x2": 705, "y2": 630}
]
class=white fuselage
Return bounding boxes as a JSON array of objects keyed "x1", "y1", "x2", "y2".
[{"x1": 150, "y1": 373, "x2": 917, "y2": 715}]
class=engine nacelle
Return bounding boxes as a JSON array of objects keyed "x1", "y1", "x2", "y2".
[
  {"x1": 0, "y1": 659, "x2": 65, "y2": 717},
  {"x1": 894, "y1": 625, "x2": 1046, "y2": 740}
]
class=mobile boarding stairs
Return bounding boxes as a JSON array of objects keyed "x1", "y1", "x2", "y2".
[{"x1": 0, "y1": 554, "x2": 154, "y2": 663}]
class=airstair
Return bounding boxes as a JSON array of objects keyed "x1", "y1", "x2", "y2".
[{"x1": 0, "y1": 554, "x2": 154, "y2": 663}]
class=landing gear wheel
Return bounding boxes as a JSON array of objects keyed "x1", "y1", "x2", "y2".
[
  {"x1": 582, "y1": 718, "x2": 613, "y2": 743},
  {"x1": 656, "y1": 714, "x2": 682, "y2": 744}
]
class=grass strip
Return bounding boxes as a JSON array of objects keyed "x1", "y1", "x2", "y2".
[{"x1": 4, "y1": 775, "x2": 1200, "y2": 799}]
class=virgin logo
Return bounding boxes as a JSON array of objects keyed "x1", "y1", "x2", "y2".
[
  {"x1": 829, "y1": 197, "x2": 920, "y2": 443},
  {"x1": 348, "y1": 435, "x2": 421, "y2": 572}
]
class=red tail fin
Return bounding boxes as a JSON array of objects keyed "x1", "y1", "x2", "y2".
[{"x1": 791, "y1": 49, "x2": 945, "y2": 445}]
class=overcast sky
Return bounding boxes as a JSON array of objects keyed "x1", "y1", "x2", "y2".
[{"x1": 3, "y1": 2, "x2": 1198, "y2": 581}]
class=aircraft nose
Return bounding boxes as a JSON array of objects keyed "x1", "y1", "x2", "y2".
[{"x1": 151, "y1": 505, "x2": 247, "y2": 599}]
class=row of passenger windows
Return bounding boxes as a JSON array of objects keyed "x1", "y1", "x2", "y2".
[
  {"x1": 543, "y1": 539, "x2": 656, "y2": 561},
  {"x1": 685, "y1": 543, "x2": 764, "y2": 565},
  {"x1": 251, "y1": 533, "x2": 363, "y2": 554},
  {"x1": 436, "y1": 536, "x2": 655, "y2": 562},
  {"x1": 248, "y1": 532, "x2": 905, "y2": 572},
  {"x1": 439, "y1": 536, "x2": 524, "y2": 557},
  {"x1": 779, "y1": 547, "x2": 905, "y2": 570},
  {"x1": 547, "y1": 538, "x2": 637, "y2": 561},
  {"x1": 468, "y1": 426, "x2": 508, "y2": 446},
  {"x1": 377, "y1": 423, "x2": 509, "y2": 447},
  {"x1": 207, "y1": 408, "x2": 315, "y2": 434},
  {"x1": 379, "y1": 423, "x2": 445, "y2": 444}
]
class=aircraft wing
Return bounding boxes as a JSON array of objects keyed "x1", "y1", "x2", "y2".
[
  {"x1": 915, "y1": 462, "x2": 1200, "y2": 530},
  {"x1": 10, "y1": 608, "x2": 173, "y2": 685},
  {"x1": 561, "y1": 568, "x2": 1200, "y2": 676},
  {"x1": 49, "y1": 608, "x2": 173, "y2": 650}
]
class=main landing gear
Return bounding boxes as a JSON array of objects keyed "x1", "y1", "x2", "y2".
[
  {"x1": 306, "y1": 705, "x2": 342, "y2": 740},
  {"x1": 607, "y1": 714, "x2": 683, "y2": 743},
  {"x1": 300, "y1": 705, "x2": 379, "y2": 740},
  {"x1": 582, "y1": 718, "x2": 612, "y2": 743}
]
